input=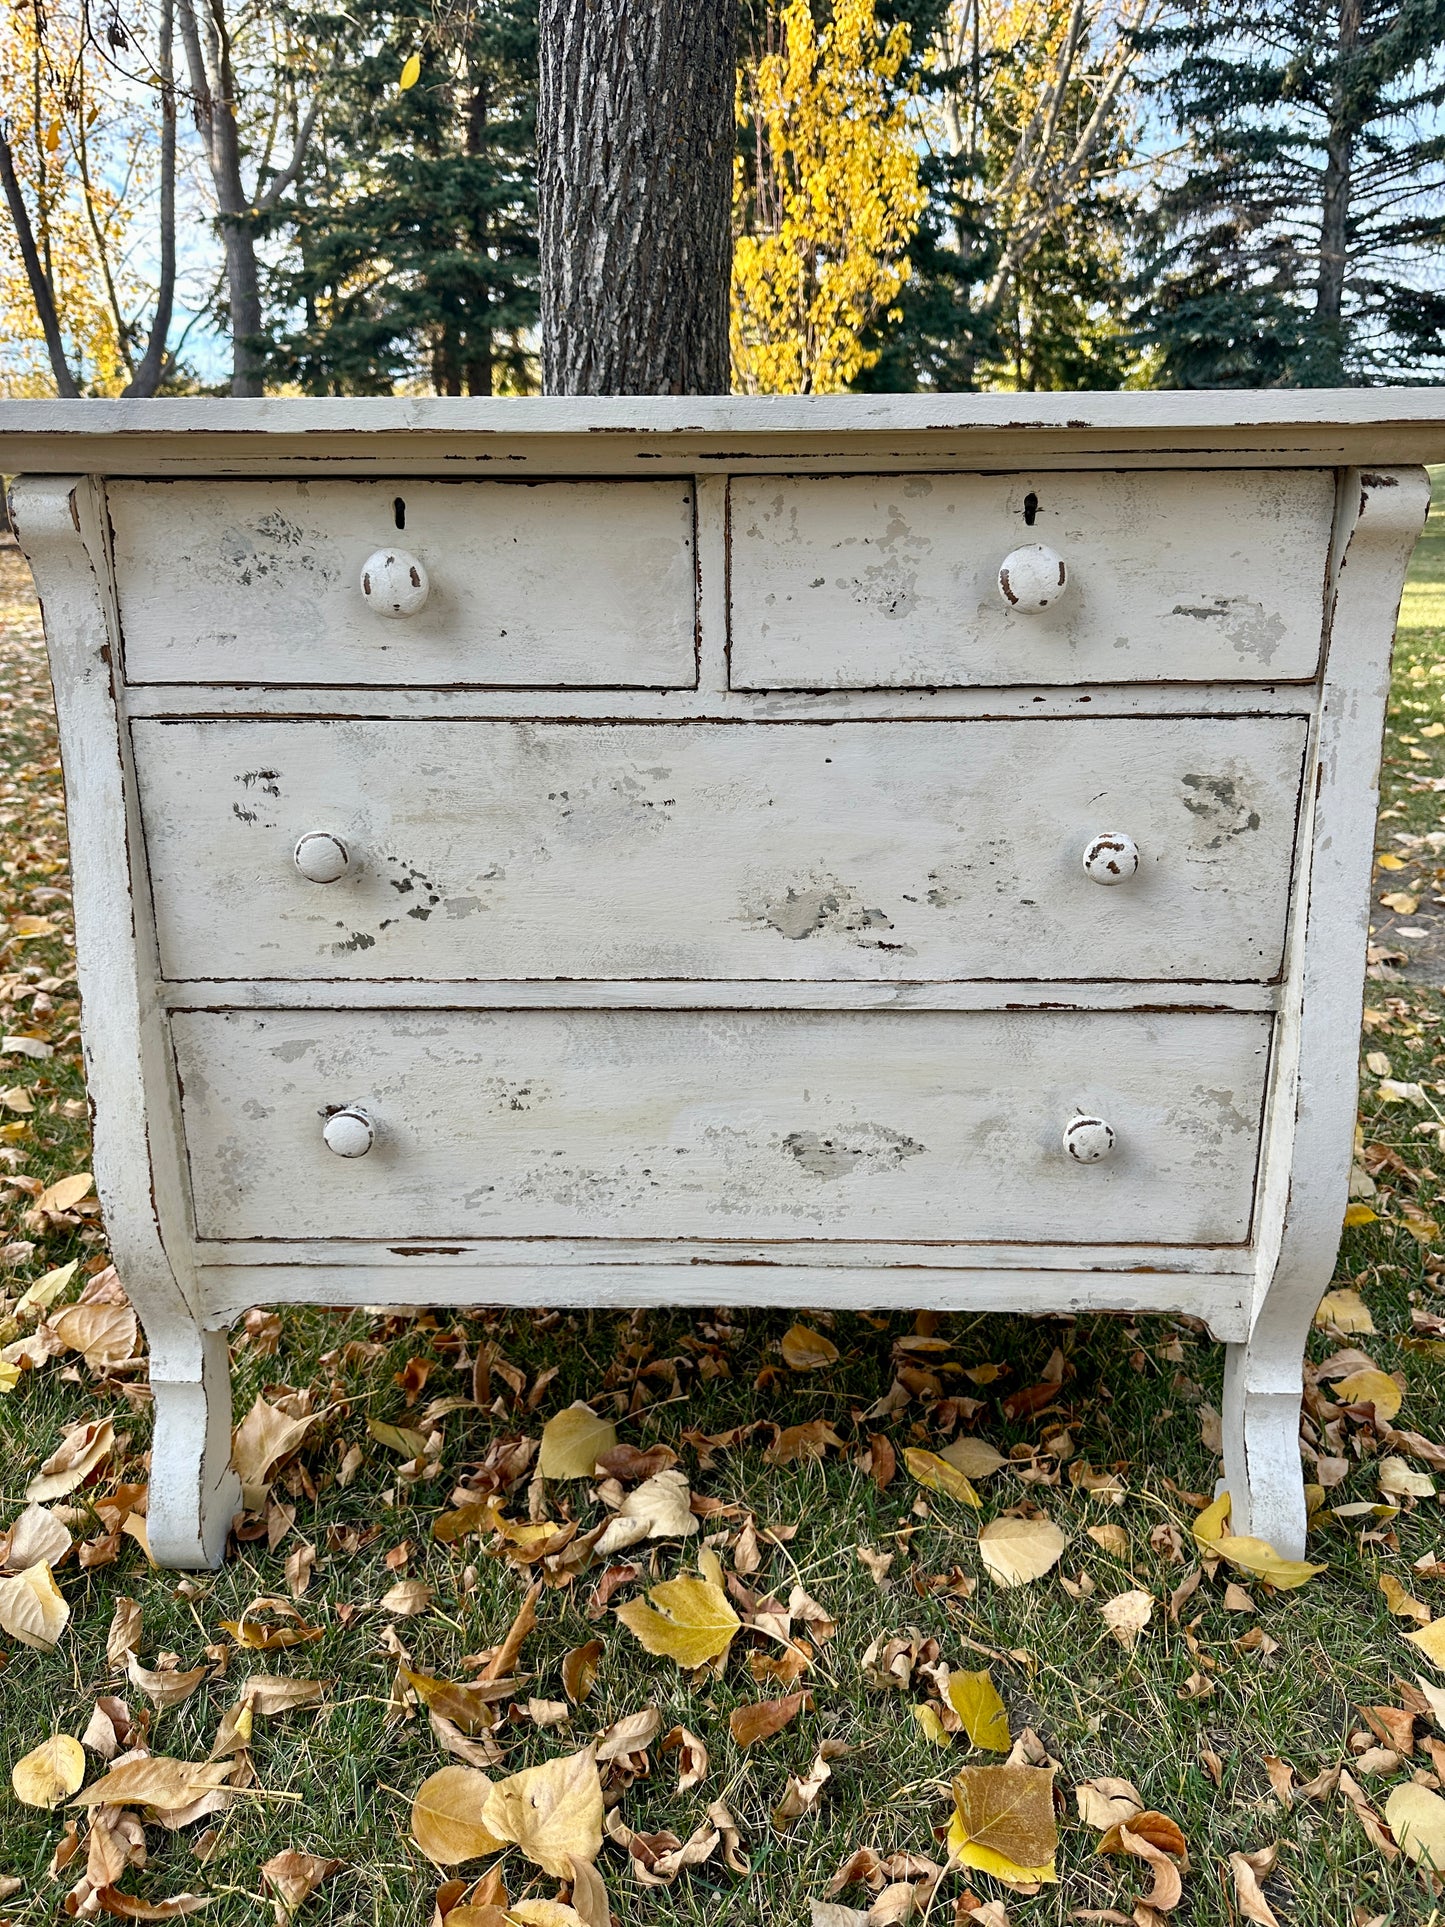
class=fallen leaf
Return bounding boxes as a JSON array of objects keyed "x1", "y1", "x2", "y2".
[
  {"x1": 1343, "y1": 1202, "x2": 1378, "y2": 1227},
  {"x1": 1227, "y1": 1845, "x2": 1282, "y2": 1926},
  {"x1": 1334, "y1": 1368, "x2": 1404, "y2": 1421},
  {"x1": 1315, "y1": 1288, "x2": 1376, "y2": 1334},
  {"x1": 1386, "y1": 1782, "x2": 1445, "y2": 1870},
  {"x1": 615, "y1": 1561, "x2": 740, "y2": 1668},
  {"x1": 261, "y1": 1850, "x2": 342, "y2": 1914},
  {"x1": 561, "y1": 1641, "x2": 604, "y2": 1705},
  {"x1": 939, "y1": 1437, "x2": 1008, "y2": 1480},
  {"x1": 949, "y1": 1764, "x2": 1058, "y2": 1883},
  {"x1": 946, "y1": 1670, "x2": 1011, "y2": 1751},
  {"x1": 781, "y1": 1324, "x2": 840, "y2": 1370},
  {"x1": 1213, "y1": 1535, "x2": 1326, "y2": 1590},
  {"x1": 904, "y1": 1448, "x2": 981, "y2": 1509},
  {"x1": 231, "y1": 1398, "x2": 325, "y2": 1512},
  {"x1": 0, "y1": 1559, "x2": 69, "y2": 1648},
  {"x1": 482, "y1": 1746, "x2": 604, "y2": 1877},
  {"x1": 1407, "y1": 1618, "x2": 1445, "y2": 1667},
  {"x1": 26, "y1": 1418, "x2": 115, "y2": 1501},
  {"x1": 1100, "y1": 1590, "x2": 1153, "y2": 1650},
  {"x1": 538, "y1": 1404, "x2": 617, "y2": 1480},
  {"x1": 1104, "y1": 1822, "x2": 1183, "y2": 1911},
  {"x1": 729, "y1": 1690, "x2": 811, "y2": 1747},
  {"x1": 505, "y1": 1905, "x2": 585, "y2": 1927},
  {"x1": 1087, "y1": 1523, "x2": 1130, "y2": 1558},
  {"x1": 977, "y1": 1516, "x2": 1066, "y2": 1588},
  {"x1": 221, "y1": 1598, "x2": 325, "y2": 1650},
  {"x1": 51, "y1": 1302, "x2": 137, "y2": 1372},
  {"x1": 12, "y1": 1733, "x2": 85, "y2": 1807},
  {"x1": 773, "y1": 1742, "x2": 844, "y2": 1829},
  {"x1": 403, "y1": 1672, "x2": 505, "y2": 1736},
  {"x1": 1379, "y1": 1457, "x2": 1435, "y2": 1499},
  {"x1": 127, "y1": 1656, "x2": 209, "y2": 1709},
  {"x1": 660, "y1": 1724, "x2": 709, "y2": 1792},
  {"x1": 2, "y1": 1501, "x2": 71, "y2": 1572},
  {"x1": 595, "y1": 1468, "x2": 697, "y2": 1556},
  {"x1": 36, "y1": 1171, "x2": 93, "y2": 1214},
  {"x1": 764, "y1": 1419, "x2": 846, "y2": 1466},
  {"x1": 411, "y1": 1765, "x2": 506, "y2": 1866},
  {"x1": 93, "y1": 1889, "x2": 212, "y2": 1920},
  {"x1": 75, "y1": 1757, "x2": 234, "y2": 1811},
  {"x1": 1096, "y1": 1811, "x2": 1186, "y2": 1859},
  {"x1": 366, "y1": 1417, "x2": 429, "y2": 1459},
  {"x1": 14, "y1": 1258, "x2": 79, "y2": 1316},
  {"x1": 106, "y1": 1596, "x2": 143, "y2": 1667},
  {"x1": 381, "y1": 1578, "x2": 434, "y2": 1617},
  {"x1": 1075, "y1": 1778, "x2": 1144, "y2": 1830}
]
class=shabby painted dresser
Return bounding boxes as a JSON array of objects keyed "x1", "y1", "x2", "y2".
[{"x1": 3, "y1": 394, "x2": 1443, "y2": 1569}]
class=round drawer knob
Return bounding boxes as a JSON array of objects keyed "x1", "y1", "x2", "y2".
[
  {"x1": 1063, "y1": 1115, "x2": 1115, "y2": 1163},
  {"x1": 293, "y1": 832, "x2": 352, "y2": 885},
  {"x1": 360, "y1": 547, "x2": 429, "y2": 618},
  {"x1": 998, "y1": 543, "x2": 1067, "y2": 613},
  {"x1": 322, "y1": 1108, "x2": 375, "y2": 1159},
  {"x1": 1082, "y1": 832, "x2": 1140, "y2": 885}
]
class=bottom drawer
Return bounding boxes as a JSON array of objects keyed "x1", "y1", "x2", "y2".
[{"x1": 173, "y1": 1008, "x2": 1270, "y2": 1246}]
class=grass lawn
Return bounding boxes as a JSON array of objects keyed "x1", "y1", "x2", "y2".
[{"x1": 4, "y1": 480, "x2": 1445, "y2": 1926}]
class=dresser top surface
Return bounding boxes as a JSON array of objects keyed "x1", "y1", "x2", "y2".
[{"x1": 4, "y1": 389, "x2": 1445, "y2": 476}]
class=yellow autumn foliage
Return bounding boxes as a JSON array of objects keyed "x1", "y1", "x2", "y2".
[{"x1": 731, "y1": 0, "x2": 925, "y2": 393}]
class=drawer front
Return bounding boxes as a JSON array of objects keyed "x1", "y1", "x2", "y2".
[
  {"x1": 729, "y1": 470, "x2": 1334, "y2": 687},
  {"x1": 109, "y1": 480, "x2": 697, "y2": 687},
  {"x1": 134, "y1": 715, "x2": 1307, "y2": 983},
  {"x1": 173, "y1": 1008, "x2": 1270, "y2": 1244}
]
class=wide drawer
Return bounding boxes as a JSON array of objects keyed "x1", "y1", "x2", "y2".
[
  {"x1": 173, "y1": 1008, "x2": 1271, "y2": 1244},
  {"x1": 108, "y1": 479, "x2": 697, "y2": 687},
  {"x1": 729, "y1": 470, "x2": 1335, "y2": 687},
  {"x1": 133, "y1": 715, "x2": 1308, "y2": 983}
]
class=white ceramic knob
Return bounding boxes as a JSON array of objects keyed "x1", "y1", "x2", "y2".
[
  {"x1": 322, "y1": 1108, "x2": 375, "y2": 1158},
  {"x1": 1063, "y1": 1115, "x2": 1115, "y2": 1163},
  {"x1": 1082, "y1": 832, "x2": 1139, "y2": 885},
  {"x1": 360, "y1": 547, "x2": 429, "y2": 618},
  {"x1": 998, "y1": 543, "x2": 1067, "y2": 613},
  {"x1": 293, "y1": 832, "x2": 351, "y2": 884}
]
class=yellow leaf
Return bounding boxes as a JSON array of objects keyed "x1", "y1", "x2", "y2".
[
  {"x1": 779, "y1": 1323, "x2": 839, "y2": 1370},
  {"x1": 13, "y1": 1259, "x2": 78, "y2": 1316},
  {"x1": 946, "y1": 1669, "x2": 1011, "y2": 1751},
  {"x1": 507, "y1": 1905, "x2": 588, "y2": 1927},
  {"x1": 940, "y1": 1436, "x2": 1008, "y2": 1479},
  {"x1": 1405, "y1": 1618, "x2": 1445, "y2": 1667},
  {"x1": 949, "y1": 1764, "x2": 1058, "y2": 1883},
  {"x1": 11, "y1": 1732, "x2": 84, "y2": 1807},
  {"x1": 977, "y1": 1515, "x2": 1066, "y2": 1587},
  {"x1": 615, "y1": 1569, "x2": 740, "y2": 1668},
  {"x1": 1381, "y1": 891, "x2": 1420, "y2": 914},
  {"x1": 1386, "y1": 1782, "x2": 1445, "y2": 1870},
  {"x1": 1380, "y1": 1573, "x2": 1432, "y2": 1622},
  {"x1": 26, "y1": 1416, "x2": 114, "y2": 1501},
  {"x1": 411, "y1": 1764, "x2": 506, "y2": 1866},
  {"x1": 904, "y1": 1447, "x2": 981, "y2": 1508},
  {"x1": 11, "y1": 914, "x2": 53, "y2": 938},
  {"x1": 366, "y1": 1416, "x2": 429, "y2": 1459},
  {"x1": 1315, "y1": 1288, "x2": 1376, "y2": 1334},
  {"x1": 1333, "y1": 1368, "x2": 1403, "y2": 1421},
  {"x1": 1343, "y1": 1202, "x2": 1377, "y2": 1227},
  {"x1": 35, "y1": 1171, "x2": 92, "y2": 1214},
  {"x1": 1377, "y1": 852, "x2": 1407, "y2": 869},
  {"x1": 1100, "y1": 1588, "x2": 1154, "y2": 1648},
  {"x1": 0, "y1": 1358, "x2": 19, "y2": 1394},
  {"x1": 1213, "y1": 1535, "x2": 1325, "y2": 1590},
  {"x1": 913, "y1": 1702, "x2": 949, "y2": 1746},
  {"x1": 1192, "y1": 1490, "x2": 1231, "y2": 1548},
  {"x1": 403, "y1": 1669, "x2": 500, "y2": 1735},
  {"x1": 44, "y1": 119, "x2": 60, "y2": 152},
  {"x1": 0, "y1": 1560, "x2": 69, "y2": 1649},
  {"x1": 398, "y1": 51, "x2": 421, "y2": 88},
  {"x1": 233, "y1": 1395, "x2": 326, "y2": 1511},
  {"x1": 538, "y1": 1402, "x2": 617, "y2": 1480},
  {"x1": 482, "y1": 1746, "x2": 603, "y2": 1878}
]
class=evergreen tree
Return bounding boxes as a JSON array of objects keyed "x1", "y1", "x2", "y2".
[
  {"x1": 266, "y1": 0, "x2": 537, "y2": 394},
  {"x1": 1140, "y1": 0, "x2": 1445, "y2": 386}
]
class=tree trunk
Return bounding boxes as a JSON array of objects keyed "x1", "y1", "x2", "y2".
[
  {"x1": 537, "y1": 0, "x2": 737, "y2": 395},
  {"x1": 126, "y1": 0, "x2": 178, "y2": 397},
  {"x1": 1316, "y1": 0, "x2": 1360, "y2": 378},
  {"x1": 0, "y1": 127, "x2": 80, "y2": 397},
  {"x1": 178, "y1": 0, "x2": 266, "y2": 395}
]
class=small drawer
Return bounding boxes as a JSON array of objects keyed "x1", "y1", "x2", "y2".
[
  {"x1": 133, "y1": 714, "x2": 1308, "y2": 984},
  {"x1": 729, "y1": 469, "x2": 1335, "y2": 687},
  {"x1": 109, "y1": 479, "x2": 697, "y2": 686},
  {"x1": 173, "y1": 1007, "x2": 1271, "y2": 1244}
]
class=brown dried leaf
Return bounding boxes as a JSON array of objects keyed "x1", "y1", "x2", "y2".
[
  {"x1": 780, "y1": 1325, "x2": 839, "y2": 1371},
  {"x1": 950, "y1": 1763, "x2": 1058, "y2": 1881},
  {"x1": 51, "y1": 1302, "x2": 137, "y2": 1371},
  {"x1": 2, "y1": 1501, "x2": 71, "y2": 1572},
  {"x1": 75, "y1": 1757, "x2": 235, "y2": 1811},
  {"x1": 231, "y1": 1398, "x2": 325, "y2": 1512},
  {"x1": 728, "y1": 1690, "x2": 811, "y2": 1748},
  {"x1": 26, "y1": 1417, "x2": 114, "y2": 1501},
  {"x1": 561, "y1": 1640, "x2": 603, "y2": 1705},
  {"x1": 0, "y1": 1559, "x2": 69, "y2": 1649},
  {"x1": 1227, "y1": 1846, "x2": 1283, "y2": 1926},
  {"x1": 660, "y1": 1724, "x2": 709, "y2": 1792},
  {"x1": 261, "y1": 1851, "x2": 343, "y2": 1915}
]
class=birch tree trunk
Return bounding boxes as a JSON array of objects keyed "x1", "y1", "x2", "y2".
[{"x1": 537, "y1": 0, "x2": 737, "y2": 395}]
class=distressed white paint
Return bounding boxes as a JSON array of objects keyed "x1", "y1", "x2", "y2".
[
  {"x1": 729, "y1": 470, "x2": 1335, "y2": 686},
  {"x1": 170, "y1": 1007, "x2": 1270, "y2": 1245},
  {"x1": 132, "y1": 715, "x2": 1308, "y2": 983},
  {"x1": 3, "y1": 398, "x2": 1435, "y2": 1569},
  {"x1": 108, "y1": 478, "x2": 698, "y2": 686}
]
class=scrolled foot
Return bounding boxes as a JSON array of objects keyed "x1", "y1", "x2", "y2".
[
  {"x1": 1221, "y1": 1341, "x2": 1308, "y2": 1561},
  {"x1": 146, "y1": 1326, "x2": 239, "y2": 1570}
]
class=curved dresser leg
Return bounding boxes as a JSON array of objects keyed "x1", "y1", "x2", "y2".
[
  {"x1": 1221, "y1": 1334, "x2": 1308, "y2": 1561},
  {"x1": 147, "y1": 1326, "x2": 240, "y2": 1570}
]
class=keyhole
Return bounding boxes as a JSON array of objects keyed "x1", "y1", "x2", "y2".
[
  {"x1": 393, "y1": 497, "x2": 406, "y2": 531},
  {"x1": 1023, "y1": 491, "x2": 1039, "y2": 527}
]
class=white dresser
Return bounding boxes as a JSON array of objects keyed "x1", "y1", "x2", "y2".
[{"x1": 4, "y1": 395, "x2": 1442, "y2": 1569}]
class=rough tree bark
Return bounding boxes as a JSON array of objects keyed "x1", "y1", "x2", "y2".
[
  {"x1": 537, "y1": 0, "x2": 738, "y2": 395},
  {"x1": 1316, "y1": 0, "x2": 1361, "y2": 378}
]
